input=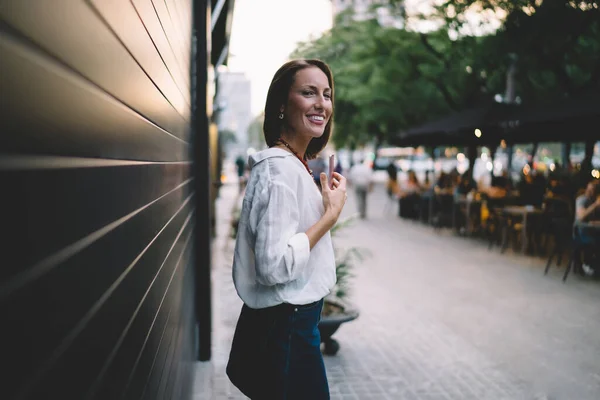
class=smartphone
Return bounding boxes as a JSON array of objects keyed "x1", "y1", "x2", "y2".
[{"x1": 328, "y1": 154, "x2": 335, "y2": 189}]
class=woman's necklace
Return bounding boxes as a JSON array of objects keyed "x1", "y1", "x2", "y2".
[{"x1": 275, "y1": 138, "x2": 313, "y2": 176}]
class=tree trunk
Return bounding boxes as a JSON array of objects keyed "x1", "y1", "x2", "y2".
[
  {"x1": 507, "y1": 144, "x2": 514, "y2": 180},
  {"x1": 490, "y1": 145, "x2": 498, "y2": 179},
  {"x1": 529, "y1": 142, "x2": 539, "y2": 169},
  {"x1": 371, "y1": 131, "x2": 383, "y2": 170},
  {"x1": 467, "y1": 144, "x2": 477, "y2": 179},
  {"x1": 581, "y1": 140, "x2": 595, "y2": 177},
  {"x1": 561, "y1": 142, "x2": 571, "y2": 171}
]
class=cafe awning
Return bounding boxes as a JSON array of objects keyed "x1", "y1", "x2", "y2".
[
  {"x1": 393, "y1": 91, "x2": 600, "y2": 148},
  {"x1": 393, "y1": 102, "x2": 516, "y2": 147},
  {"x1": 502, "y1": 90, "x2": 600, "y2": 144}
]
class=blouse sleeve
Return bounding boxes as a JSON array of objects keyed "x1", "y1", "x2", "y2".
[{"x1": 249, "y1": 181, "x2": 311, "y2": 286}]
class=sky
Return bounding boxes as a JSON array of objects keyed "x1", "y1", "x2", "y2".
[{"x1": 227, "y1": 0, "x2": 333, "y2": 116}]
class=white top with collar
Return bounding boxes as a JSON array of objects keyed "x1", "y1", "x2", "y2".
[{"x1": 232, "y1": 147, "x2": 336, "y2": 309}]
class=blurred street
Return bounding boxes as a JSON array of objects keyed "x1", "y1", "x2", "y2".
[{"x1": 194, "y1": 162, "x2": 600, "y2": 400}]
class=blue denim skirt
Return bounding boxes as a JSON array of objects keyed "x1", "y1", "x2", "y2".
[{"x1": 226, "y1": 299, "x2": 329, "y2": 399}]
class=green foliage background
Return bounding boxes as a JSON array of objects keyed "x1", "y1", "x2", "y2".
[{"x1": 291, "y1": 1, "x2": 600, "y2": 149}]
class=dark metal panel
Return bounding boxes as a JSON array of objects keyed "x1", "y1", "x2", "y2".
[
  {"x1": 162, "y1": 0, "x2": 193, "y2": 71},
  {"x1": 0, "y1": 185, "x2": 191, "y2": 398},
  {"x1": 89, "y1": 235, "x2": 194, "y2": 400},
  {"x1": 34, "y1": 219, "x2": 191, "y2": 400},
  {"x1": 166, "y1": 0, "x2": 193, "y2": 67},
  {"x1": 0, "y1": 161, "x2": 191, "y2": 287},
  {"x1": 150, "y1": 0, "x2": 190, "y2": 79},
  {"x1": 90, "y1": 0, "x2": 191, "y2": 118},
  {"x1": 0, "y1": 0, "x2": 188, "y2": 137},
  {"x1": 132, "y1": 0, "x2": 191, "y2": 97},
  {"x1": 123, "y1": 288, "x2": 179, "y2": 400},
  {"x1": 0, "y1": 33, "x2": 188, "y2": 161},
  {"x1": 11, "y1": 218, "x2": 193, "y2": 400},
  {"x1": 0, "y1": 0, "x2": 199, "y2": 398},
  {"x1": 169, "y1": 262, "x2": 197, "y2": 400}
]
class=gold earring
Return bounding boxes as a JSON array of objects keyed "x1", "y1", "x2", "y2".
[{"x1": 278, "y1": 112, "x2": 284, "y2": 120}]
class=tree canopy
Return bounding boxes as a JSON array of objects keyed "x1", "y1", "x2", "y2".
[
  {"x1": 291, "y1": 1, "x2": 600, "y2": 148},
  {"x1": 430, "y1": 0, "x2": 600, "y2": 101}
]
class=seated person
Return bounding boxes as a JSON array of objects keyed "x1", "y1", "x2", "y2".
[
  {"x1": 454, "y1": 170, "x2": 478, "y2": 197},
  {"x1": 576, "y1": 181, "x2": 600, "y2": 225},
  {"x1": 434, "y1": 171, "x2": 453, "y2": 194},
  {"x1": 398, "y1": 170, "x2": 422, "y2": 198},
  {"x1": 517, "y1": 172, "x2": 545, "y2": 207},
  {"x1": 398, "y1": 170, "x2": 422, "y2": 219},
  {"x1": 483, "y1": 173, "x2": 511, "y2": 199},
  {"x1": 575, "y1": 180, "x2": 600, "y2": 274}
]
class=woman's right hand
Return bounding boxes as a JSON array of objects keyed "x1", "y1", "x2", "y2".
[{"x1": 320, "y1": 172, "x2": 347, "y2": 224}]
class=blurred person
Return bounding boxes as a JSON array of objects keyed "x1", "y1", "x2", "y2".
[
  {"x1": 576, "y1": 180, "x2": 600, "y2": 224},
  {"x1": 348, "y1": 158, "x2": 374, "y2": 218},
  {"x1": 424, "y1": 171, "x2": 431, "y2": 188},
  {"x1": 235, "y1": 154, "x2": 246, "y2": 192},
  {"x1": 399, "y1": 170, "x2": 422, "y2": 197},
  {"x1": 385, "y1": 162, "x2": 400, "y2": 198},
  {"x1": 434, "y1": 171, "x2": 453, "y2": 194},
  {"x1": 484, "y1": 171, "x2": 511, "y2": 199},
  {"x1": 556, "y1": 174, "x2": 576, "y2": 201},
  {"x1": 449, "y1": 168, "x2": 461, "y2": 187},
  {"x1": 226, "y1": 59, "x2": 346, "y2": 400},
  {"x1": 398, "y1": 170, "x2": 422, "y2": 219},
  {"x1": 493, "y1": 171, "x2": 512, "y2": 189},
  {"x1": 453, "y1": 170, "x2": 479, "y2": 232},
  {"x1": 454, "y1": 170, "x2": 478, "y2": 197},
  {"x1": 517, "y1": 170, "x2": 545, "y2": 207},
  {"x1": 574, "y1": 180, "x2": 600, "y2": 275}
]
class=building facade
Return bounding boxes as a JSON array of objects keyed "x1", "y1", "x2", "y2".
[
  {"x1": 0, "y1": 0, "x2": 234, "y2": 399},
  {"x1": 215, "y1": 71, "x2": 253, "y2": 158}
]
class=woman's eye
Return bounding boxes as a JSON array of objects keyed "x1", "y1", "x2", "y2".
[
  {"x1": 303, "y1": 90, "x2": 314, "y2": 96},
  {"x1": 324, "y1": 93, "x2": 332, "y2": 99}
]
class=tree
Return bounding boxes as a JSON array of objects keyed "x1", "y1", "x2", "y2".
[
  {"x1": 219, "y1": 128, "x2": 237, "y2": 146},
  {"x1": 246, "y1": 113, "x2": 266, "y2": 151},
  {"x1": 292, "y1": 15, "x2": 501, "y2": 149},
  {"x1": 293, "y1": 0, "x2": 599, "y2": 152},
  {"x1": 424, "y1": 0, "x2": 600, "y2": 103}
]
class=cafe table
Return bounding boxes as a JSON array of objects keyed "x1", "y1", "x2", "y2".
[
  {"x1": 501, "y1": 205, "x2": 544, "y2": 254},
  {"x1": 453, "y1": 194, "x2": 482, "y2": 236}
]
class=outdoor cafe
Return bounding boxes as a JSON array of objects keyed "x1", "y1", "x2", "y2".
[{"x1": 390, "y1": 92, "x2": 600, "y2": 281}]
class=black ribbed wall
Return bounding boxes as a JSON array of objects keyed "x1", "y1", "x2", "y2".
[{"x1": 0, "y1": 1, "x2": 200, "y2": 399}]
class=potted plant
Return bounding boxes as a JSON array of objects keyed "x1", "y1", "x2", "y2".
[{"x1": 319, "y1": 215, "x2": 368, "y2": 355}]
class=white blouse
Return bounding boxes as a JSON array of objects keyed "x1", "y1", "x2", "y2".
[{"x1": 232, "y1": 148, "x2": 336, "y2": 309}]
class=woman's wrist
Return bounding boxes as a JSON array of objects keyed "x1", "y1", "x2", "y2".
[{"x1": 322, "y1": 208, "x2": 338, "y2": 229}]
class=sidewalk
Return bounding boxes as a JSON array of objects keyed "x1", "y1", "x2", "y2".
[{"x1": 195, "y1": 167, "x2": 600, "y2": 400}]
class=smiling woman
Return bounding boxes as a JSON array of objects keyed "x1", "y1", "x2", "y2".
[
  {"x1": 263, "y1": 59, "x2": 335, "y2": 160},
  {"x1": 226, "y1": 59, "x2": 346, "y2": 400},
  {"x1": 283, "y1": 69, "x2": 333, "y2": 140}
]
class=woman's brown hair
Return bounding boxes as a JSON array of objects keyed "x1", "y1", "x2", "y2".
[{"x1": 263, "y1": 59, "x2": 334, "y2": 160}]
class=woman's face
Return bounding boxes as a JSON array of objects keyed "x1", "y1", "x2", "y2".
[{"x1": 281, "y1": 67, "x2": 332, "y2": 140}]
